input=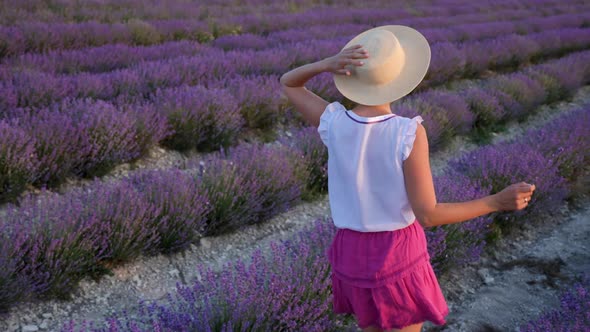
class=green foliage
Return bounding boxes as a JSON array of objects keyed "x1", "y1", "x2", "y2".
[{"x1": 128, "y1": 19, "x2": 161, "y2": 46}]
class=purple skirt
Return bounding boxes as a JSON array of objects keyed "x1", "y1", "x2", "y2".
[{"x1": 326, "y1": 220, "x2": 449, "y2": 330}]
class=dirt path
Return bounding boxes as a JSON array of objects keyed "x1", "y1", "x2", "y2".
[{"x1": 1, "y1": 87, "x2": 589, "y2": 332}]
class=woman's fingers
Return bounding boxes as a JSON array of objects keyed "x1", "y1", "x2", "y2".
[
  {"x1": 335, "y1": 68, "x2": 351, "y2": 75},
  {"x1": 337, "y1": 58, "x2": 363, "y2": 67},
  {"x1": 350, "y1": 51, "x2": 369, "y2": 59},
  {"x1": 343, "y1": 46, "x2": 368, "y2": 55},
  {"x1": 345, "y1": 44, "x2": 363, "y2": 51},
  {"x1": 348, "y1": 59, "x2": 364, "y2": 66}
]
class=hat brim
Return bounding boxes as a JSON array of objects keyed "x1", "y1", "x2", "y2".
[{"x1": 333, "y1": 25, "x2": 431, "y2": 106}]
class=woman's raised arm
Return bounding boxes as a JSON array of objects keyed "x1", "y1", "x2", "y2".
[{"x1": 279, "y1": 45, "x2": 368, "y2": 127}]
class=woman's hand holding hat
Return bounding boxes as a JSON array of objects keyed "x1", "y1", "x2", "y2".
[
  {"x1": 322, "y1": 45, "x2": 369, "y2": 76},
  {"x1": 332, "y1": 25, "x2": 431, "y2": 106}
]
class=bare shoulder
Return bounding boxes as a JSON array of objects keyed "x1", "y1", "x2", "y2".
[
  {"x1": 415, "y1": 122, "x2": 427, "y2": 140},
  {"x1": 403, "y1": 122, "x2": 429, "y2": 167}
]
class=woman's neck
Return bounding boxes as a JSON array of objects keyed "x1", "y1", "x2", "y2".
[{"x1": 351, "y1": 103, "x2": 393, "y2": 116}]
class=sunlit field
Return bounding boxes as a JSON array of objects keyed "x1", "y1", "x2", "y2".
[{"x1": 0, "y1": 0, "x2": 589, "y2": 331}]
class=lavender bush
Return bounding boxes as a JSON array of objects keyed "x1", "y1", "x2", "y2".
[
  {"x1": 58, "y1": 99, "x2": 149, "y2": 178},
  {"x1": 485, "y1": 73, "x2": 547, "y2": 121},
  {"x1": 520, "y1": 273, "x2": 590, "y2": 332},
  {"x1": 183, "y1": 142, "x2": 305, "y2": 236},
  {"x1": 516, "y1": 107, "x2": 590, "y2": 185},
  {"x1": 220, "y1": 74, "x2": 284, "y2": 132},
  {"x1": 279, "y1": 125, "x2": 329, "y2": 201},
  {"x1": 223, "y1": 143, "x2": 304, "y2": 224},
  {"x1": 10, "y1": 105, "x2": 80, "y2": 186},
  {"x1": 63, "y1": 218, "x2": 339, "y2": 332},
  {"x1": 64, "y1": 180, "x2": 163, "y2": 266},
  {"x1": 0, "y1": 120, "x2": 38, "y2": 204},
  {"x1": 428, "y1": 172, "x2": 493, "y2": 274},
  {"x1": 2, "y1": 99, "x2": 170, "y2": 193},
  {"x1": 121, "y1": 102, "x2": 175, "y2": 158},
  {"x1": 306, "y1": 72, "x2": 346, "y2": 108},
  {"x1": 447, "y1": 142, "x2": 569, "y2": 241},
  {"x1": 123, "y1": 168, "x2": 211, "y2": 254},
  {"x1": 127, "y1": 19, "x2": 162, "y2": 46},
  {"x1": 461, "y1": 87, "x2": 506, "y2": 140},
  {"x1": 185, "y1": 154, "x2": 265, "y2": 236},
  {"x1": 0, "y1": 19, "x2": 213, "y2": 57},
  {"x1": 150, "y1": 84, "x2": 244, "y2": 152},
  {"x1": 1, "y1": 190, "x2": 110, "y2": 300},
  {"x1": 0, "y1": 221, "x2": 30, "y2": 313},
  {"x1": 392, "y1": 94, "x2": 455, "y2": 149},
  {"x1": 5, "y1": 10, "x2": 588, "y2": 78}
]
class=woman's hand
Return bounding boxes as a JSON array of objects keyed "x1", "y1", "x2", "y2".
[
  {"x1": 321, "y1": 44, "x2": 369, "y2": 76},
  {"x1": 277, "y1": 44, "x2": 368, "y2": 128},
  {"x1": 491, "y1": 182, "x2": 536, "y2": 211}
]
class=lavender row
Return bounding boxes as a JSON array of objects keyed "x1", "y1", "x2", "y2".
[
  {"x1": 520, "y1": 273, "x2": 590, "y2": 331},
  {"x1": 214, "y1": 0, "x2": 588, "y2": 35},
  {"x1": 0, "y1": 19, "x2": 219, "y2": 58},
  {"x1": 0, "y1": 73, "x2": 286, "y2": 204},
  {"x1": 5, "y1": 10, "x2": 589, "y2": 76},
  {"x1": 0, "y1": 6, "x2": 424, "y2": 57},
  {"x1": 3, "y1": 26, "x2": 590, "y2": 114},
  {"x1": 214, "y1": 11, "x2": 590, "y2": 51},
  {"x1": 3, "y1": 41, "x2": 209, "y2": 75},
  {"x1": 0, "y1": 0, "x2": 551, "y2": 25},
  {"x1": 0, "y1": 141, "x2": 308, "y2": 313},
  {"x1": 0, "y1": 99, "x2": 174, "y2": 204},
  {"x1": 0, "y1": 0, "x2": 427, "y2": 25},
  {"x1": 1, "y1": 45, "x2": 588, "y2": 206},
  {"x1": 0, "y1": 0, "x2": 583, "y2": 58},
  {"x1": 0, "y1": 0, "x2": 288, "y2": 25},
  {"x1": 60, "y1": 102, "x2": 590, "y2": 331}
]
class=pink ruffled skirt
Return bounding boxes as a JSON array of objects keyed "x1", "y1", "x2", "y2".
[{"x1": 326, "y1": 220, "x2": 449, "y2": 330}]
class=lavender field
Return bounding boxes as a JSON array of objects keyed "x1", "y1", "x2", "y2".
[{"x1": 1, "y1": 0, "x2": 589, "y2": 331}]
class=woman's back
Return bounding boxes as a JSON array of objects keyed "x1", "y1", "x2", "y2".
[{"x1": 318, "y1": 101, "x2": 424, "y2": 232}]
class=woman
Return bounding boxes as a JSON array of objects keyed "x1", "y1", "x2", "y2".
[{"x1": 279, "y1": 25, "x2": 535, "y2": 332}]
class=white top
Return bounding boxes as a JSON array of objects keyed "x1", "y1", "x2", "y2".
[{"x1": 317, "y1": 101, "x2": 424, "y2": 232}]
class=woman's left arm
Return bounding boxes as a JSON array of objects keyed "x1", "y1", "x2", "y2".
[{"x1": 279, "y1": 45, "x2": 368, "y2": 127}]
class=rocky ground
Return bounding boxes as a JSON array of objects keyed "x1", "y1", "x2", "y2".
[{"x1": 1, "y1": 86, "x2": 589, "y2": 332}]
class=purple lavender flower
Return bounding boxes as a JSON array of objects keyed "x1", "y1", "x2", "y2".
[
  {"x1": 123, "y1": 168, "x2": 212, "y2": 253},
  {"x1": 520, "y1": 273, "x2": 590, "y2": 331},
  {"x1": 279, "y1": 125, "x2": 328, "y2": 201},
  {"x1": 429, "y1": 171, "x2": 493, "y2": 274},
  {"x1": 448, "y1": 142, "x2": 568, "y2": 238},
  {"x1": 462, "y1": 87, "x2": 506, "y2": 130},
  {"x1": 150, "y1": 84, "x2": 244, "y2": 152},
  {"x1": 0, "y1": 119, "x2": 38, "y2": 203}
]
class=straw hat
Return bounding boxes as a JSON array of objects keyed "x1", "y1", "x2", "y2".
[{"x1": 333, "y1": 25, "x2": 431, "y2": 106}]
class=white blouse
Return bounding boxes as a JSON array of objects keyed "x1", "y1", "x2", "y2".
[{"x1": 317, "y1": 101, "x2": 424, "y2": 232}]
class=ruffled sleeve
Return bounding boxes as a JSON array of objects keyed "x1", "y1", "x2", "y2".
[
  {"x1": 317, "y1": 101, "x2": 344, "y2": 147},
  {"x1": 401, "y1": 116, "x2": 424, "y2": 161}
]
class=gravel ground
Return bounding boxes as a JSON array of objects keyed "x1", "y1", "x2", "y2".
[{"x1": 1, "y1": 86, "x2": 589, "y2": 332}]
